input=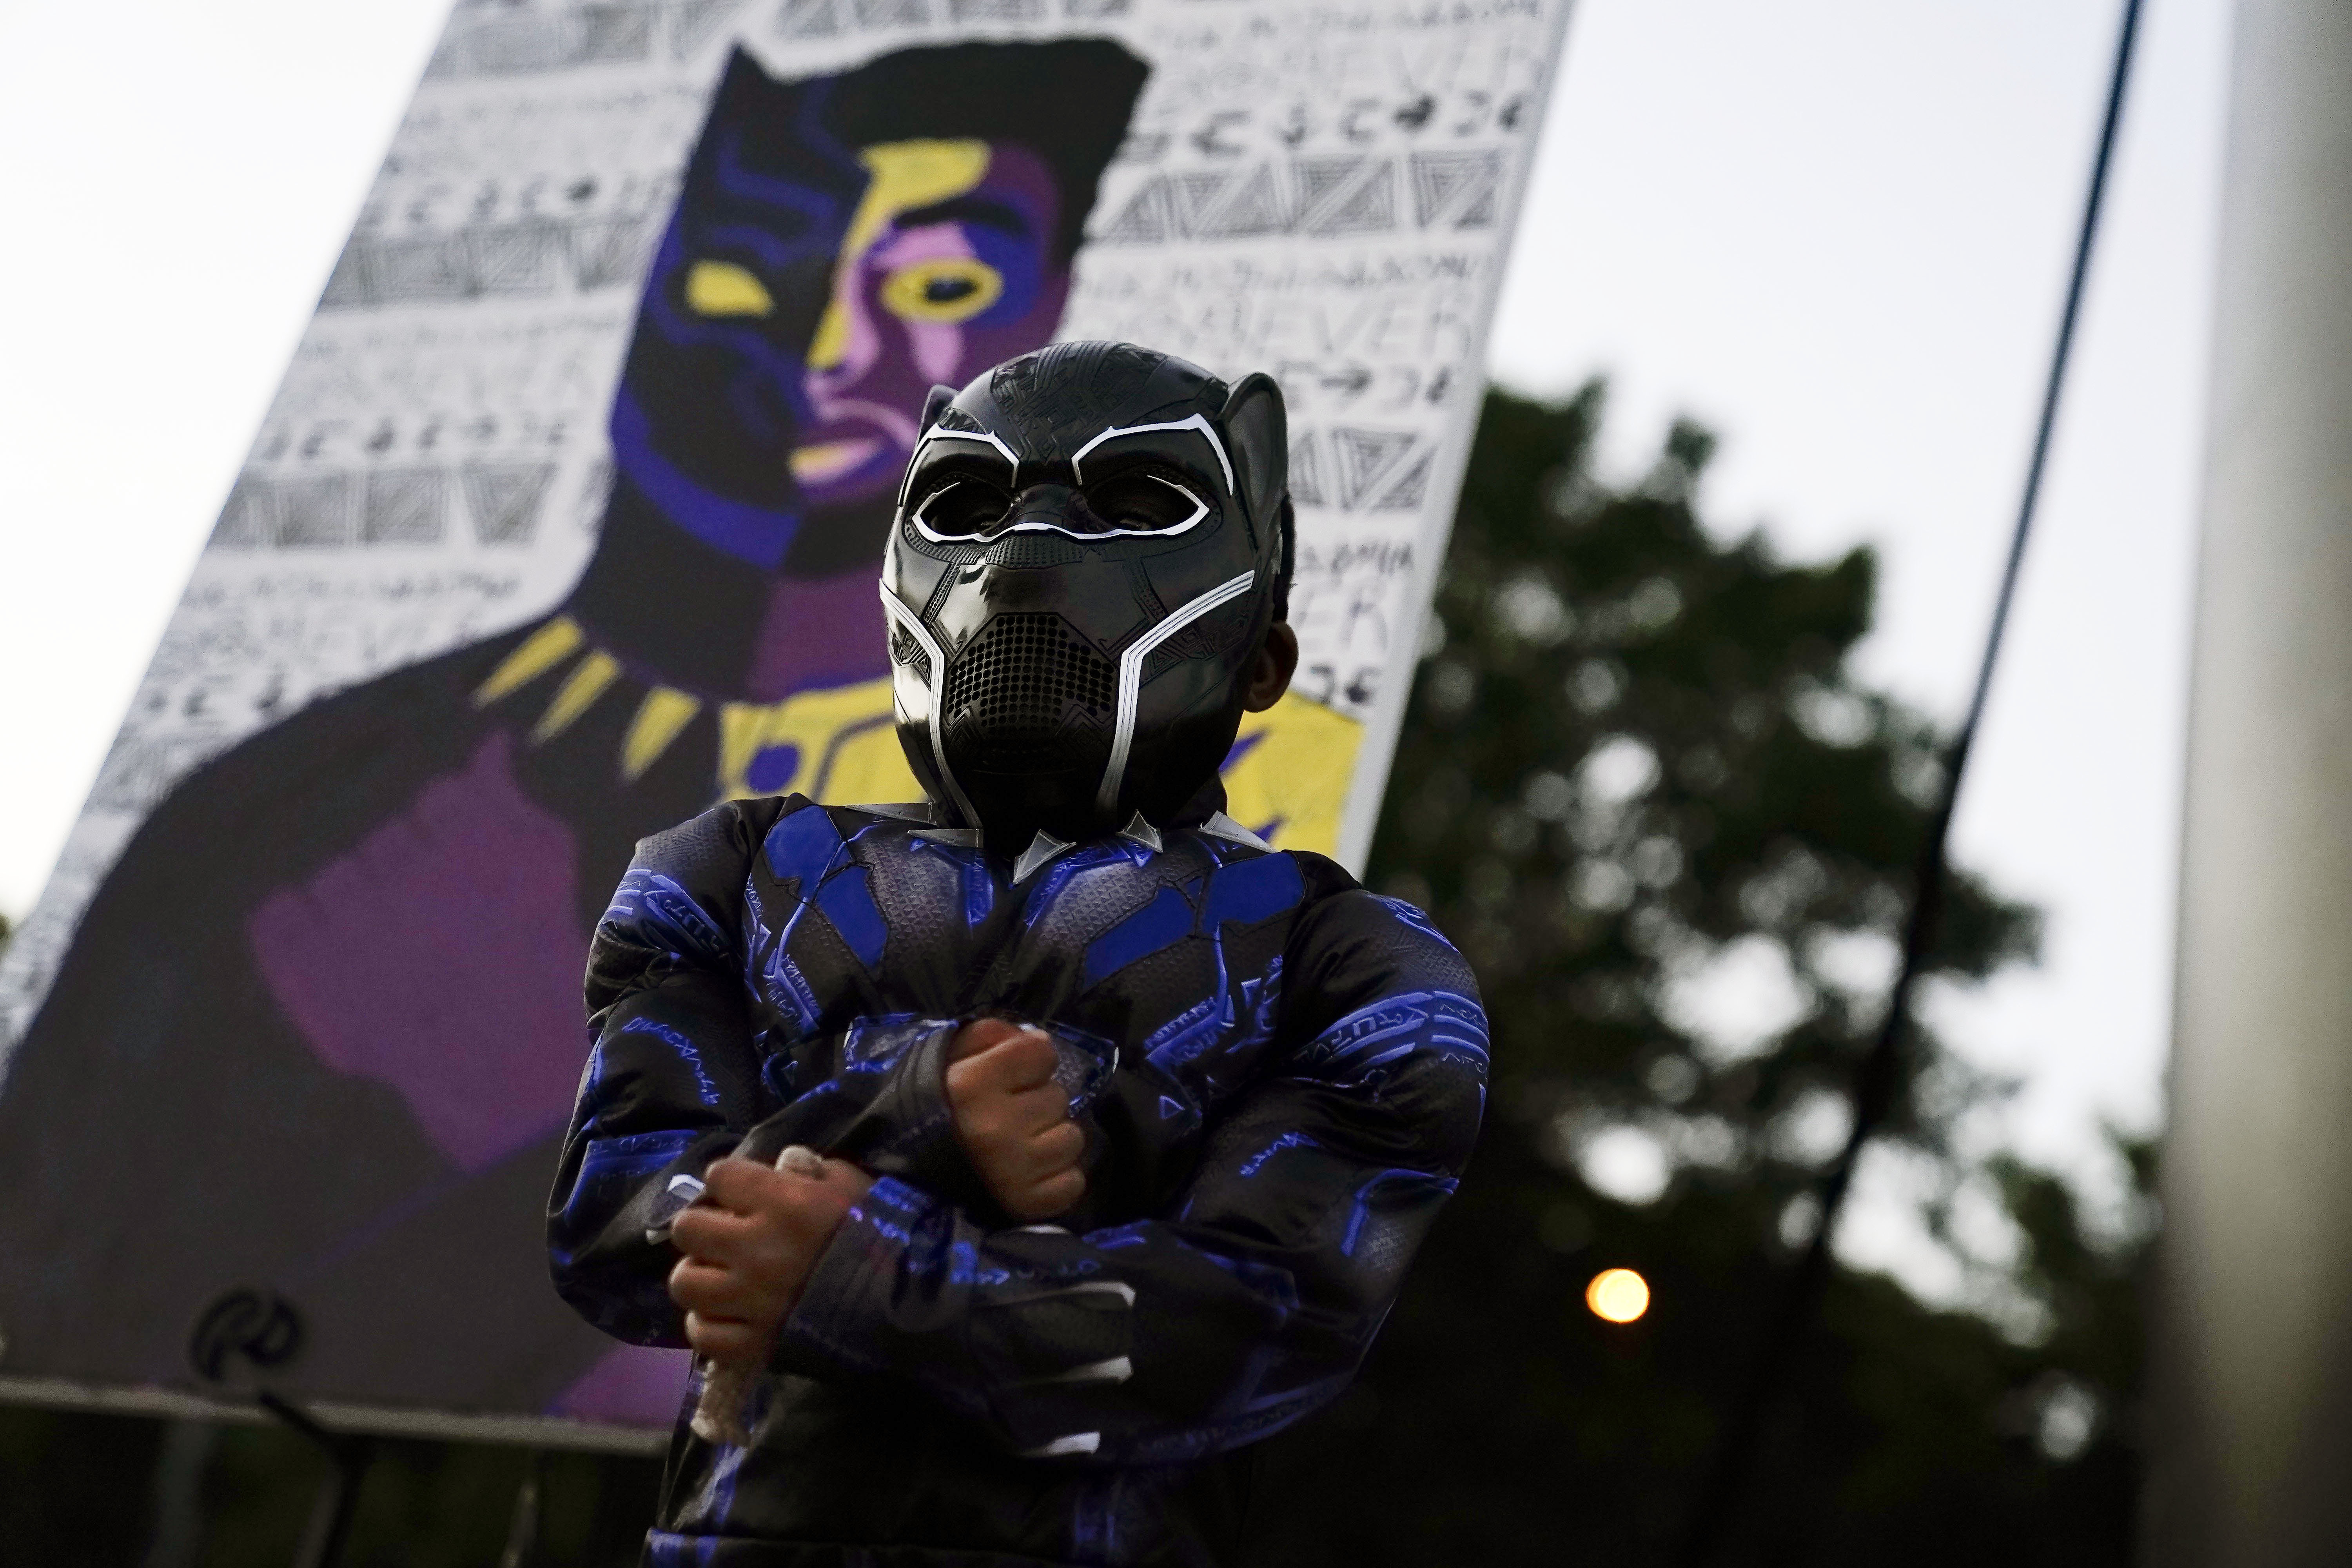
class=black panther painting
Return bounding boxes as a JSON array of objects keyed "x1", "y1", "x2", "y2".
[{"x1": 0, "y1": 39, "x2": 1149, "y2": 1427}]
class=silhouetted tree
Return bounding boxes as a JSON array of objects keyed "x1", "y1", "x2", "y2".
[{"x1": 1238, "y1": 383, "x2": 2148, "y2": 1567}]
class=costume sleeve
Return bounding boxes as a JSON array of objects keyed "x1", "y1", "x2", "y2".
[
  {"x1": 546, "y1": 799, "x2": 971, "y2": 1347},
  {"x1": 774, "y1": 890, "x2": 1488, "y2": 1464}
]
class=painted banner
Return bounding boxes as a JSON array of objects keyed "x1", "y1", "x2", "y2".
[{"x1": 0, "y1": 0, "x2": 1569, "y2": 1443}]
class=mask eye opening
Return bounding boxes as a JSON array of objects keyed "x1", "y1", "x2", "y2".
[
  {"x1": 911, "y1": 475, "x2": 1013, "y2": 541},
  {"x1": 1070, "y1": 464, "x2": 1209, "y2": 537}
]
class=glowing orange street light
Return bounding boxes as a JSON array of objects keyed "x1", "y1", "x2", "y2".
[{"x1": 1586, "y1": 1267, "x2": 1650, "y2": 1324}]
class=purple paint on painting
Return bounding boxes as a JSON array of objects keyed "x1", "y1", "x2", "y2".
[
  {"x1": 547, "y1": 1342, "x2": 693, "y2": 1425},
  {"x1": 249, "y1": 731, "x2": 589, "y2": 1172},
  {"x1": 746, "y1": 569, "x2": 892, "y2": 700},
  {"x1": 1221, "y1": 731, "x2": 1267, "y2": 771}
]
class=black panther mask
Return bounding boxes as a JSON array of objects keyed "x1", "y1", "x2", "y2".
[{"x1": 880, "y1": 342, "x2": 1294, "y2": 853}]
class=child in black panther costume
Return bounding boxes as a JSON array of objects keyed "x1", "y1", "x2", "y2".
[{"x1": 549, "y1": 342, "x2": 1488, "y2": 1567}]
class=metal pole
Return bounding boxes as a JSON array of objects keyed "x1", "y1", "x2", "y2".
[
  {"x1": 499, "y1": 1450, "x2": 545, "y2": 1568},
  {"x1": 260, "y1": 1392, "x2": 374, "y2": 1568},
  {"x1": 2149, "y1": 1, "x2": 2352, "y2": 1561},
  {"x1": 140, "y1": 1419, "x2": 219, "y2": 1568}
]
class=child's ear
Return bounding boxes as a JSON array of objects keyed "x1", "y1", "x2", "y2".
[
  {"x1": 1242, "y1": 622, "x2": 1299, "y2": 713},
  {"x1": 1218, "y1": 374, "x2": 1289, "y2": 541}
]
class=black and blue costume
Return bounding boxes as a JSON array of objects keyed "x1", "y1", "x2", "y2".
[
  {"x1": 549, "y1": 343, "x2": 1487, "y2": 1566},
  {"x1": 552, "y1": 790, "x2": 1484, "y2": 1565}
]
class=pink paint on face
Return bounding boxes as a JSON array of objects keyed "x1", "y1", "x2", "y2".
[
  {"x1": 872, "y1": 224, "x2": 995, "y2": 388},
  {"x1": 793, "y1": 142, "x2": 1067, "y2": 509}
]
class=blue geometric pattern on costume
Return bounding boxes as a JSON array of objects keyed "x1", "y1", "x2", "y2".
[
  {"x1": 552, "y1": 794, "x2": 1488, "y2": 1568},
  {"x1": 811, "y1": 863, "x2": 887, "y2": 969},
  {"x1": 757, "y1": 806, "x2": 891, "y2": 974},
  {"x1": 620, "y1": 1015, "x2": 724, "y2": 1107},
  {"x1": 739, "y1": 876, "x2": 771, "y2": 986},
  {"x1": 757, "y1": 1047, "x2": 798, "y2": 1104},
  {"x1": 1022, "y1": 837, "x2": 1153, "y2": 927},
  {"x1": 1299, "y1": 990, "x2": 1491, "y2": 1081},
  {"x1": 603, "y1": 868, "x2": 733, "y2": 963},
  {"x1": 1084, "y1": 886, "x2": 1193, "y2": 986},
  {"x1": 756, "y1": 923, "x2": 824, "y2": 1036},
  {"x1": 1339, "y1": 1167, "x2": 1459, "y2": 1258},
  {"x1": 1077, "y1": 851, "x2": 1305, "y2": 993},
  {"x1": 909, "y1": 834, "x2": 998, "y2": 928},
  {"x1": 838, "y1": 1014, "x2": 941, "y2": 1072},
  {"x1": 572, "y1": 1129, "x2": 699, "y2": 1197},
  {"x1": 1237, "y1": 1129, "x2": 1319, "y2": 1178},
  {"x1": 1143, "y1": 959, "x2": 1282, "y2": 1085},
  {"x1": 963, "y1": 857, "x2": 996, "y2": 927},
  {"x1": 1372, "y1": 893, "x2": 1459, "y2": 952},
  {"x1": 763, "y1": 793, "x2": 845, "y2": 888},
  {"x1": 1202, "y1": 851, "x2": 1305, "y2": 930}
]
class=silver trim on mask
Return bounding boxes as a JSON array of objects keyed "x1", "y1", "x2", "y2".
[
  {"x1": 895, "y1": 426, "x2": 1020, "y2": 511},
  {"x1": 1094, "y1": 569, "x2": 1259, "y2": 817},
  {"x1": 877, "y1": 581, "x2": 982, "y2": 831},
  {"x1": 1069, "y1": 413, "x2": 1236, "y2": 496},
  {"x1": 909, "y1": 473, "x2": 1209, "y2": 545}
]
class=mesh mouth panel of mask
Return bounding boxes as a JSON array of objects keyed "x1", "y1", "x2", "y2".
[
  {"x1": 980, "y1": 533, "x2": 1088, "y2": 570},
  {"x1": 943, "y1": 613, "x2": 1117, "y2": 758}
]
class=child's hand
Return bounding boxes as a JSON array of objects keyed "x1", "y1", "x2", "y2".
[
  {"x1": 946, "y1": 1018, "x2": 1087, "y2": 1222},
  {"x1": 668, "y1": 1152, "x2": 873, "y2": 1367}
]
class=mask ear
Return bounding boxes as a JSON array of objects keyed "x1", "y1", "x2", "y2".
[
  {"x1": 919, "y1": 384, "x2": 957, "y2": 434},
  {"x1": 1218, "y1": 373, "x2": 1289, "y2": 547}
]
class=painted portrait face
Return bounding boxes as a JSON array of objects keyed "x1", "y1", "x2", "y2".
[
  {"x1": 792, "y1": 140, "x2": 1066, "y2": 506},
  {"x1": 606, "y1": 44, "x2": 1142, "y2": 576}
]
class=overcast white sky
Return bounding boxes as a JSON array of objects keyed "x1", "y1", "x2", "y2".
[
  {"x1": 0, "y1": 1, "x2": 2227, "y2": 1271},
  {"x1": 1486, "y1": 0, "x2": 2227, "y2": 1260}
]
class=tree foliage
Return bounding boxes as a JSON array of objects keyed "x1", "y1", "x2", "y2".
[{"x1": 1236, "y1": 384, "x2": 2147, "y2": 1566}]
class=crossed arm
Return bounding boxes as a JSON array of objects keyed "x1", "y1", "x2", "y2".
[
  {"x1": 549, "y1": 801, "x2": 1488, "y2": 1461},
  {"x1": 666, "y1": 1019, "x2": 1085, "y2": 1369}
]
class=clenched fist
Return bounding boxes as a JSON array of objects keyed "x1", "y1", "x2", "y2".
[
  {"x1": 947, "y1": 1018, "x2": 1087, "y2": 1222},
  {"x1": 668, "y1": 1152, "x2": 873, "y2": 1367}
]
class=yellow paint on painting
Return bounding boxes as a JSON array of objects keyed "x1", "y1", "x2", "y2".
[
  {"x1": 622, "y1": 687, "x2": 702, "y2": 780},
  {"x1": 806, "y1": 139, "x2": 991, "y2": 372},
  {"x1": 474, "y1": 616, "x2": 584, "y2": 707},
  {"x1": 532, "y1": 650, "x2": 621, "y2": 743},
  {"x1": 817, "y1": 715, "x2": 925, "y2": 806},
  {"x1": 1218, "y1": 692, "x2": 1365, "y2": 858},
  {"x1": 879, "y1": 256, "x2": 1003, "y2": 325},
  {"x1": 719, "y1": 677, "x2": 919, "y2": 803},
  {"x1": 713, "y1": 677, "x2": 1361, "y2": 851},
  {"x1": 684, "y1": 259, "x2": 775, "y2": 318}
]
